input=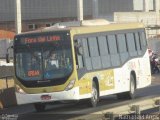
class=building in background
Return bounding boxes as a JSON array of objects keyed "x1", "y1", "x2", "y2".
[
  {"x1": 0, "y1": 0, "x2": 160, "y2": 70},
  {"x1": 0, "y1": 0, "x2": 159, "y2": 36},
  {"x1": 0, "y1": 30, "x2": 14, "y2": 58},
  {"x1": 0, "y1": 30, "x2": 14, "y2": 66},
  {"x1": 0, "y1": 0, "x2": 93, "y2": 32}
]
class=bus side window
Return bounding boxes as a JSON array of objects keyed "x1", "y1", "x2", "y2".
[
  {"x1": 117, "y1": 34, "x2": 129, "y2": 64},
  {"x1": 97, "y1": 36, "x2": 111, "y2": 68},
  {"x1": 139, "y1": 31, "x2": 147, "y2": 51},
  {"x1": 74, "y1": 39, "x2": 84, "y2": 69},
  {"x1": 88, "y1": 37, "x2": 102, "y2": 70},
  {"x1": 134, "y1": 32, "x2": 142, "y2": 55},
  {"x1": 82, "y1": 38, "x2": 92, "y2": 70},
  {"x1": 126, "y1": 33, "x2": 137, "y2": 57},
  {"x1": 108, "y1": 35, "x2": 121, "y2": 67}
]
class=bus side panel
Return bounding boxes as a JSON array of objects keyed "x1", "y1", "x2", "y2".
[
  {"x1": 136, "y1": 50, "x2": 151, "y2": 89},
  {"x1": 78, "y1": 69, "x2": 115, "y2": 99}
]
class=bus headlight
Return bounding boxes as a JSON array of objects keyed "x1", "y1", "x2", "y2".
[
  {"x1": 15, "y1": 85, "x2": 26, "y2": 94},
  {"x1": 65, "y1": 79, "x2": 76, "y2": 91}
]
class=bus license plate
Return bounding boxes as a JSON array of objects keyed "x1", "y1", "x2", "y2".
[{"x1": 41, "y1": 95, "x2": 51, "y2": 100}]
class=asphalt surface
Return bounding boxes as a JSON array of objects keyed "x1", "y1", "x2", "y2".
[{"x1": 0, "y1": 74, "x2": 160, "y2": 120}]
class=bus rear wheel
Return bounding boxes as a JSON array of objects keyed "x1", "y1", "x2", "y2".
[
  {"x1": 34, "y1": 103, "x2": 46, "y2": 112},
  {"x1": 127, "y1": 74, "x2": 136, "y2": 99},
  {"x1": 89, "y1": 81, "x2": 99, "y2": 107},
  {"x1": 117, "y1": 74, "x2": 136, "y2": 99}
]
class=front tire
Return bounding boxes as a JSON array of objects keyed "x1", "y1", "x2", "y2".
[
  {"x1": 88, "y1": 81, "x2": 99, "y2": 107},
  {"x1": 34, "y1": 103, "x2": 46, "y2": 112}
]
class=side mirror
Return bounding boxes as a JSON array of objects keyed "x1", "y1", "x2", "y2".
[
  {"x1": 75, "y1": 40, "x2": 83, "y2": 55},
  {"x1": 6, "y1": 46, "x2": 13, "y2": 63},
  {"x1": 6, "y1": 53, "x2": 10, "y2": 63},
  {"x1": 77, "y1": 46, "x2": 83, "y2": 55}
]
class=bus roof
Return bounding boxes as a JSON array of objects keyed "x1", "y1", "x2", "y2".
[
  {"x1": 17, "y1": 20, "x2": 145, "y2": 36},
  {"x1": 70, "y1": 22, "x2": 144, "y2": 35}
]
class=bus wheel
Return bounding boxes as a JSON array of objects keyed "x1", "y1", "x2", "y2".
[
  {"x1": 34, "y1": 103, "x2": 46, "y2": 112},
  {"x1": 128, "y1": 74, "x2": 136, "y2": 99},
  {"x1": 117, "y1": 75, "x2": 135, "y2": 99},
  {"x1": 89, "y1": 81, "x2": 99, "y2": 107}
]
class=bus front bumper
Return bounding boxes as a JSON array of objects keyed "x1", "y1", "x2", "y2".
[{"x1": 16, "y1": 87, "x2": 79, "y2": 105}]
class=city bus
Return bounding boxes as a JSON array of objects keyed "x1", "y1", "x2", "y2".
[{"x1": 7, "y1": 19, "x2": 151, "y2": 112}]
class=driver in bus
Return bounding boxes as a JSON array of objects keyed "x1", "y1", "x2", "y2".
[{"x1": 47, "y1": 52, "x2": 59, "y2": 69}]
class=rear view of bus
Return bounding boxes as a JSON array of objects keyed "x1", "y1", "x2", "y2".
[{"x1": 14, "y1": 30, "x2": 77, "y2": 111}]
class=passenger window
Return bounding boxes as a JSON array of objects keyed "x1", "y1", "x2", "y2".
[
  {"x1": 108, "y1": 35, "x2": 120, "y2": 67},
  {"x1": 98, "y1": 36, "x2": 109, "y2": 55},
  {"x1": 88, "y1": 37, "x2": 99, "y2": 57},
  {"x1": 135, "y1": 32, "x2": 144, "y2": 55},
  {"x1": 108, "y1": 35, "x2": 118, "y2": 54},
  {"x1": 117, "y1": 34, "x2": 127, "y2": 53},
  {"x1": 88, "y1": 37, "x2": 102, "y2": 70},
  {"x1": 82, "y1": 38, "x2": 92, "y2": 70},
  {"x1": 82, "y1": 38, "x2": 90, "y2": 58},
  {"x1": 134, "y1": 33, "x2": 140, "y2": 50},
  {"x1": 74, "y1": 39, "x2": 84, "y2": 69},
  {"x1": 98, "y1": 36, "x2": 111, "y2": 68},
  {"x1": 126, "y1": 33, "x2": 136, "y2": 53},
  {"x1": 140, "y1": 32, "x2": 147, "y2": 47}
]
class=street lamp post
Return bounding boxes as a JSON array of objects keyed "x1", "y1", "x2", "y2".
[
  {"x1": 77, "y1": 0, "x2": 83, "y2": 21},
  {"x1": 15, "y1": 0, "x2": 22, "y2": 34}
]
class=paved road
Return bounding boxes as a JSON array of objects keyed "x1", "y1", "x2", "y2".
[{"x1": 0, "y1": 74, "x2": 160, "y2": 120}]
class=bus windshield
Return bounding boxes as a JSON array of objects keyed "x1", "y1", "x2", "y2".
[{"x1": 15, "y1": 32, "x2": 73, "y2": 82}]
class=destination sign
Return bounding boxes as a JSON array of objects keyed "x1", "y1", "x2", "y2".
[{"x1": 21, "y1": 35, "x2": 61, "y2": 44}]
